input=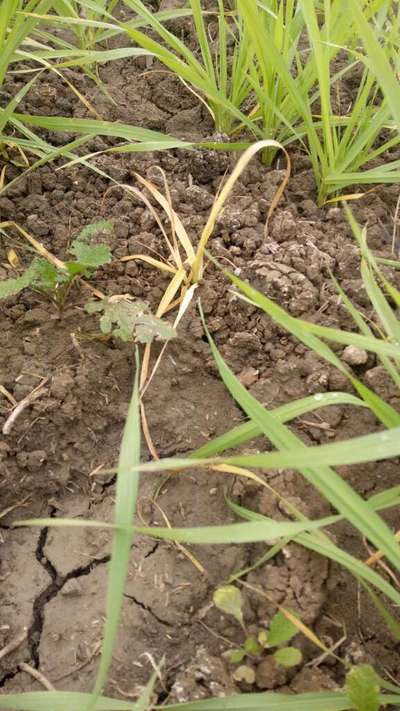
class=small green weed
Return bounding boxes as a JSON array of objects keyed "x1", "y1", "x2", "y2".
[
  {"x1": 0, "y1": 219, "x2": 112, "y2": 310},
  {"x1": 6, "y1": 206, "x2": 400, "y2": 709},
  {"x1": 213, "y1": 584, "x2": 302, "y2": 676}
]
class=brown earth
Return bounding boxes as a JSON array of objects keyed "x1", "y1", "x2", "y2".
[{"x1": 1, "y1": 39, "x2": 400, "y2": 706}]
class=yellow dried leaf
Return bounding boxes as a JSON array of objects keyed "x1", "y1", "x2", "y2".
[{"x1": 7, "y1": 249, "x2": 20, "y2": 268}]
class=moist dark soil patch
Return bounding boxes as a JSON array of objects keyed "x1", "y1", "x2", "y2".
[{"x1": 1, "y1": 51, "x2": 400, "y2": 704}]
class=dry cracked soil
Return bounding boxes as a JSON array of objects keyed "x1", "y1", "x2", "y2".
[{"x1": 1, "y1": 11, "x2": 400, "y2": 706}]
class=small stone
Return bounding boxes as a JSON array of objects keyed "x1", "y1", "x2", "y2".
[
  {"x1": 255, "y1": 656, "x2": 288, "y2": 690},
  {"x1": 342, "y1": 345, "x2": 368, "y2": 366},
  {"x1": 291, "y1": 667, "x2": 338, "y2": 692},
  {"x1": 0, "y1": 197, "x2": 15, "y2": 216},
  {"x1": 125, "y1": 260, "x2": 139, "y2": 277},
  {"x1": 16, "y1": 450, "x2": 47, "y2": 469},
  {"x1": 23, "y1": 308, "x2": 49, "y2": 325},
  {"x1": 61, "y1": 578, "x2": 82, "y2": 597},
  {"x1": 271, "y1": 210, "x2": 297, "y2": 242},
  {"x1": 51, "y1": 373, "x2": 74, "y2": 400},
  {"x1": 23, "y1": 340, "x2": 36, "y2": 356},
  {"x1": 238, "y1": 367, "x2": 259, "y2": 388},
  {"x1": 185, "y1": 185, "x2": 214, "y2": 210},
  {"x1": 26, "y1": 214, "x2": 50, "y2": 237},
  {"x1": 54, "y1": 224, "x2": 69, "y2": 243},
  {"x1": 326, "y1": 207, "x2": 342, "y2": 222},
  {"x1": 0, "y1": 442, "x2": 11, "y2": 460},
  {"x1": 208, "y1": 317, "x2": 224, "y2": 333},
  {"x1": 159, "y1": 0, "x2": 187, "y2": 9},
  {"x1": 300, "y1": 199, "x2": 319, "y2": 217},
  {"x1": 114, "y1": 221, "x2": 129, "y2": 239},
  {"x1": 8, "y1": 305, "x2": 26, "y2": 320}
]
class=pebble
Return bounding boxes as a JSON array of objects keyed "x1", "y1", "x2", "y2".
[
  {"x1": 291, "y1": 667, "x2": 338, "y2": 692},
  {"x1": 255, "y1": 656, "x2": 288, "y2": 690},
  {"x1": 125, "y1": 261, "x2": 139, "y2": 277},
  {"x1": 238, "y1": 367, "x2": 259, "y2": 388},
  {"x1": 326, "y1": 207, "x2": 342, "y2": 222},
  {"x1": 51, "y1": 372, "x2": 74, "y2": 400},
  {"x1": 23, "y1": 308, "x2": 49, "y2": 325},
  {"x1": 16, "y1": 450, "x2": 47, "y2": 469},
  {"x1": 26, "y1": 214, "x2": 50, "y2": 237},
  {"x1": 61, "y1": 578, "x2": 82, "y2": 597},
  {"x1": 0, "y1": 197, "x2": 15, "y2": 216},
  {"x1": 342, "y1": 345, "x2": 368, "y2": 365},
  {"x1": 23, "y1": 339, "x2": 36, "y2": 356}
]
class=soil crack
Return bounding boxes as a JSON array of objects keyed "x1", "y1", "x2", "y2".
[
  {"x1": 27, "y1": 533, "x2": 159, "y2": 668},
  {"x1": 123, "y1": 592, "x2": 173, "y2": 628},
  {"x1": 28, "y1": 519, "x2": 110, "y2": 668},
  {"x1": 144, "y1": 541, "x2": 159, "y2": 559}
]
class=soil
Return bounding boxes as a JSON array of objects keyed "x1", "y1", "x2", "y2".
[{"x1": 1, "y1": 21, "x2": 400, "y2": 707}]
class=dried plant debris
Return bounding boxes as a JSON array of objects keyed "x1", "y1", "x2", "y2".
[{"x1": 85, "y1": 295, "x2": 176, "y2": 344}]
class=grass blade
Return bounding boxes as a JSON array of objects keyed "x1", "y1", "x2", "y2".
[
  {"x1": 193, "y1": 392, "x2": 366, "y2": 458},
  {"x1": 89, "y1": 354, "x2": 141, "y2": 708},
  {"x1": 12, "y1": 113, "x2": 192, "y2": 148},
  {"x1": 230, "y1": 500, "x2": 400, "y2": 608},
  {"x1": 1, "y1": 690, "x2": 399, "y2": 710},
  {"x1": 350, "y1": 0, "x2": 400, "y2": 127},
  {"x1": 199, "y1": 313, "x2": 400, "y2": 571},
  {"x1": 0, "y1": 692, "x2": 140, "y2": 710},
  {"x1": 229, "y1": 270, "x2": 400, "y2": 426},
  {"x1": 164, "y1": 691, "x2": 400, "y2": 710}
]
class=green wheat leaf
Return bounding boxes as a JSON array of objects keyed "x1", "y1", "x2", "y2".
[{"x1": 345, "y1": 665, "x2": 380, "y2": 711}]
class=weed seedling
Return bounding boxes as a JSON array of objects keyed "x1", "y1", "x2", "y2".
[
  {"x1": 0, "y1": 219, "x2": 112, "y2": 311},
  {"x1": 213, "y1": 584, "x2": 302, "y2": 683},
  {"x1": 7, "y1": 212, "x2": 400, "y2": 710}
]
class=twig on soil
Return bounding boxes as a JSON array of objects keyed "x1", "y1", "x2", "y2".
[
  {"x1": 140, "y1": 401, "x2": 159, "y2": 461},
  {"x1": 0, "y1": 495, "x2": 30, "y2": 520},
  {"x1": 108, "y1": 681, "x2": 142, "y2": 700},
  {"x1": 70, "y1": 331, "x2": 85, "y2": 358},
  {"x1": 364, "y1": 528, "x2": 400, "y2": 567},
  {"x1": 151, "y1": 498, "x2": 207, "y2": 577},
  {"x1": 140, "y1": 652, "x2": 166, "y2": 693},
  {"x1": 297, "y1": 418, "x2": 335, "y2": 433},
  {"x1": 136, "y1": 496, "x2": 152, "y2": 527},
  {"x1": 0, "y1": 385, "x2": 17, "y2": 407},
  {"x1": 0, "y1": 222, "x2": 66, "y2": 271},
  {"x1": 52, "y1": 640, "x2": 102, "y2": 682},
  {"x1": 139, "y1": 341, "x2": 170, "y2": 400},
  {"x1": 19, "y1": 662, "x2": 55, "y2": 690},
  {"x1": 2, "y1": 378, "x2": 49, "y2": 435},
  {"x1": 307, "y1": 633, "x2": 347, "y2": 668},
  {"x1": 363, "y1": 532, "x2": 400, "y2": 589},
  {"x1": 88, "y1": 463, "x2": 106, "y2": 478},
  {"x1": 0, "y1": 166, "x2": 7, "y2": 192},
  {"x1": 77, "y1": 276, "x2": 105, "y2": 300},
  {"x1": 0, "y1": 628, "x2": 27, "y2": 661},
  {"x1": 198, "y1": 620, "x2": 236, "y2": 649},
  {"x1": 109, "y1": 679, "x2": 158, "y2": 703}
]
